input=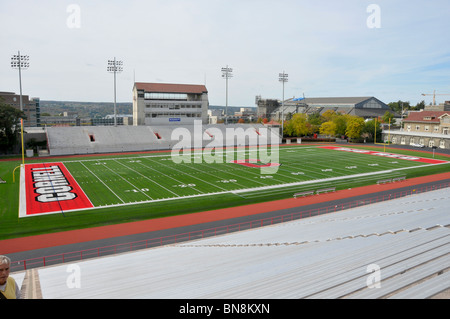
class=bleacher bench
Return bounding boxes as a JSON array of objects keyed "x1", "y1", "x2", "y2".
[
  {"x1": 294, "y1": 191, "x2": 315, "y2": 198},
  {"x1": 315, "y1": 187, "x2": 336, "y2": 194},
  {"x1": 377, "y1": 179, "x2": 392, "y2": 184}
]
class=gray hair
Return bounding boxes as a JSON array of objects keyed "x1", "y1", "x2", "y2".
[{"x1": 0, "y1": 255, "x2": 11, "y2": 265}]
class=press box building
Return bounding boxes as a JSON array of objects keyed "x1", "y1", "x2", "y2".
[{"x1": 132, "y1": 82, "x2": 209, "y2": 125}]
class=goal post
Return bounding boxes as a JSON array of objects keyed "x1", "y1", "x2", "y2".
[
  {"x1": 12, "y1": 165, "x2": 22, "y2": 183},
  {"x1": 374, "y1": 118, "x2": 391, "y2": 152}
]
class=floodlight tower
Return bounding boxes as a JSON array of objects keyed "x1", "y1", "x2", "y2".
[
  {"x1": 11, "y1": 51, "x2": 29, "y2": 112},
  {"x1": 107, "y1": 58, "x2": 123, "y2": 126},
  {"x1": 221, "y1": 65, "x2": 233, "y2": 125},
  {"x1": 279, "y1": 71, "x2": 288, "y2": 140}
]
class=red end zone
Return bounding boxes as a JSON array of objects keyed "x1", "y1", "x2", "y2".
[
  {"x1": 319, "y1": 146, "x2": 449, "y2": 164},
  {"x1": 20, "y1": 162, "x2": 93, "y2": 217}
]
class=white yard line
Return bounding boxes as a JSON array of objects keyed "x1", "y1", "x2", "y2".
[
  {"x1": 98, "y1": 160, "x2": 154, "y2": 200},
  {"x1": 114, "y1": 159, "x2": 181, "y2": 198},
  {"x1": 183, "y1": 163, "x2": 247, "y2": 191},
  {"x1": 20, "y1": 146, "x2": 447, "y2": 217},
  {"x1": 138, "y1": 158, "x2": 205, "y2": 194},
  {"x1": 79, "y1": 161, "x2": 126, "y2": 204},
  {"x1": 19, "y1": 161, "x2": 447, "y2": 217},
  {"x1": 231, "y1": 162, "x2": 448, "y2": 195}
]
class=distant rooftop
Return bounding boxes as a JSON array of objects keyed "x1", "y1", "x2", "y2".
[
  {"x1": 134, "y1": 82, "x2": 208, "y2": 94},
  {"x1": 404, "y1": 110, "x2": 450, "y2": 123}
]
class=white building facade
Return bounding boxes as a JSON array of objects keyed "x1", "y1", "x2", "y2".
[{"x1": 133, "y1": 82, "x2": 209, "y2": 125}]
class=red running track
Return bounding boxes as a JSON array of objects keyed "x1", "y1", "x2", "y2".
[{"x1": 1, "y1": 172, "x2": 449, "y2": 254}]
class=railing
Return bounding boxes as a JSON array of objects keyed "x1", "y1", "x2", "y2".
[{"x1": 10, "y1": 181, "x2": 450, "y2": 272}]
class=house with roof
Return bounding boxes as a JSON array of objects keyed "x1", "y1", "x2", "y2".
[
  {"x1": 384, "y1": 109, "x2": 450, "y2": 149},
  {"x1": 132, "y1": 82, "x2": 209, "y2": 125}
]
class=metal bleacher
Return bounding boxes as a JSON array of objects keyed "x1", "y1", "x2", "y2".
[
  {"x1": 46, "y1": 124, "x2": 271, "y2": 156},
  {"x1": 12, "y1": 187, "x2": 449, "y2": 299}
]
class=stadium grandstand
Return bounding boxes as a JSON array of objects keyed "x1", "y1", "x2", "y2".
[
  {"x1": 45, "y1": 123, "x2": 277, "y2": 156},
  {"x1": 11, "y1": 187, "x2": 449, "y2": 299}
]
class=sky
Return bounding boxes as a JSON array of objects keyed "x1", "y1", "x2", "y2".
[{"x1": 1, "y1": 0, "x2": 449, "y2": 107}]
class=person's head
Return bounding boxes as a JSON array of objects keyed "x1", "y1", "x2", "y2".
[{"x1": 0, "y1": 255, "x2": 11, "y2": 285}]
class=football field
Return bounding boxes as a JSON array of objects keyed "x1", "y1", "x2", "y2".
[{"x1": 19, "y1": 145, "x2": 449, "y2": 218}]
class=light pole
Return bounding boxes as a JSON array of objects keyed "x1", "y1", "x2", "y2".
[
  {"x1": 279, "y1": 71, "x2": 288, "y2": 141},
  {"x1": 107, "y1": 58, "x2": 123, "y2": 126},
  {"x1": 221, "y1": 65, "x2": 233, "y2": 125},
  {"x1": 11, "y1": 51, "x2": 29, "y2": 112}
]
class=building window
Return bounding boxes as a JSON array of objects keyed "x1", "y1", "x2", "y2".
[
  {"x1": 144, "y1": 92, "x2": 188, "y2": 100},
  {"x1": 440, "y1": 140, "x2": 445, "y2": 149},
  {"x1": 407, "y1": 125, "x2": 411, "y2": 132},
  {"x1": 416, "y1": 125, "x2": 420, "y2": 131},
  {"x1": 424, "y1": 125, "x2": 429, "y2": 131},
  {"x1": 434, "y1": 126, "x2": 439, "y2": 132},
  {"x1": 429, "y1": 140, "x2": 435, "y2": 147},
  {"x1": 401, "y1": 137, "x2": 406, "y2": 145}
]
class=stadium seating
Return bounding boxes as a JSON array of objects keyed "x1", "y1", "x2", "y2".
[
  {"x1": 13, "y1": 187, "x2": 449, "y2": 299},
  {"x1": 46, "y1": 124, "x2": 274, "y2": 156}
]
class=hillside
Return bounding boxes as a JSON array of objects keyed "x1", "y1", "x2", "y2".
[{"x1": 40, "y1": 101, "x2": 255, "y2": 118}]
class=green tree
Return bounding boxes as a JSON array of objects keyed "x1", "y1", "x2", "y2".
[
  {"x1": 361, "y1": 119, "x2": 382, "y2": 142},
  {"x1": 382, "y1": 111, "x2": 396, "y2": 125},
  {"x1": 0, "y1": 98, "x2": 26, "y2": 154},
  {"x1": 388, "y1": 100, "x2": 411, "y2": 114},
  {"x1": 412, "y1": 100, "x2": 425, "y2": 111},
  {"x1": 307, "y1": 112, "x2": 322, "y2": 134}
]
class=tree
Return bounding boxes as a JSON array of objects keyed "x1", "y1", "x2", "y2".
[
  {"x1": 412, "y1": 100, "x2": 425, "y2": 111},
  {"x1": 0, "y1": 98, "x2": 26, "y2": 154},
  {"x1": 345, "y1": 116, "x2": 365, "y2": 140},
  {"x1": 237, "y1": 118, "x2": 245, "y2": 124},
  {"x1": 382, "y1": 111, "x2": 396, "y2": 125},
  {"x1": 307, "y1": 112, "x2": 322, "y2": 134},
  {"x1": 319, "y1": 121, "x2": 337, "y2": 137},
  {"x1": 333, "y1": 114, "x2": 348, "y2": 137},
  {"x1": 321, "y1": 109, "x2": 337, "y2": 123},
  {"x1": 361, "y1": 119, "x2": 382, "y2": 142},
  {"x1": 284, "y1": 113, "x2": 312, "y2": 137},
  {"x1": 388, "y1": 100, "x2": 411, "y2": 114}
]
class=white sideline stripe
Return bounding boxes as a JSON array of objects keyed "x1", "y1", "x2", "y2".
[
  {"x1": 232, "y1": 163, "x2": 448, "y2": 194},
  {"x1": 18, "y1": 165, "x2": 27, "y2": 218},
  {"x1": 18, "y1": 161, "x2": 448, "y2": 218}
]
